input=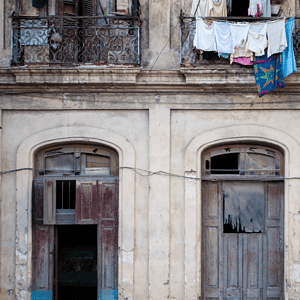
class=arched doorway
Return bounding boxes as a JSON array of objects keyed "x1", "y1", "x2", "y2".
[
  {"x1": 32, "y1": 143, "x2": 119, "y2": 300},
  {"x1": 201, "y1": 144, "x2": 284, "y2": 300}
]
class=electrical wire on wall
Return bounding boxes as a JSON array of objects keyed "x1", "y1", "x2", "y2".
[{"x1": 2, "y1": 166, "x2": 300, "y2": 181}]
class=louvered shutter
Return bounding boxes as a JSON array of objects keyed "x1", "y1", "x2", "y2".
[
  {"x1": 33, "y1": 180, "x2": 44, "y2": 226},
  {"x1": 44, "y1": 180, "x2": 57, "y2": 225},
  {"x1": 82, "y1": 0, "x2": 96, "y2": 16}
]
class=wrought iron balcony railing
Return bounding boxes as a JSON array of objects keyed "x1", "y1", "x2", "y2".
[
  {"x1": 180, "y1": 14, "x2": 300, "y2": 66},
  {"x1": 11, "y1": 15, "x2": 141, "y2": 66}
]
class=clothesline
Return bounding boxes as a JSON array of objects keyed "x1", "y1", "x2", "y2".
[
  {"x1": 190, "y1": 17, "x2": 297, "y2": 96},
  {"x1": 181, "y1": 13, "x2": 300, "y2": 21}
]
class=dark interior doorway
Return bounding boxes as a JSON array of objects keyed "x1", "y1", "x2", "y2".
[
  {"x1": 57, "y1": 225, "x2": 98, "y2": 300},
  {"x1": 230, "y1": 0, "x2": 250, "y2": 16}
]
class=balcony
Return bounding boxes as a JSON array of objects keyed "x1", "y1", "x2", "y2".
[
  {"x1": 180, "y1": 13, "x2": 300, "y2": 67},
  {"x1": 11, "y1": 15, "x2": 141, "y2": 67}
]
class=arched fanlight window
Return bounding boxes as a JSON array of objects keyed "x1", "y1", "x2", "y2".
[
  {"x1": 202, "y1": 144, "x2": 283, "y2": 177},
  {"x1": 35, "y1": 143, "x2": 119, "y2": 177}
]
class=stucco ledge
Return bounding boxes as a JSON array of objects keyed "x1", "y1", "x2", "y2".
[
  {"x1": 10, "y1": 67, "x2": 141, "y2": 84},
  {"x1": 180, "y1": 67, "x2": 300, "y2": 88}
]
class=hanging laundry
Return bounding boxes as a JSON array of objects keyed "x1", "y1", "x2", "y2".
[
  {"x1": 218, "y1": 53, "x2": 231, "y2": 59},
  {"x1": 215, "y1": 22, "x2": 233, "y2": 54},
  {"x1": 253, "y1": 52, "x2": 285, "y2": 97},
  {"x1": 191, "y1": 0, "x2": 210, "y2": 17},
  {"x1": 246, "y1": 23, "x2": 267, "y2": 56},
  {"x1": 206, "y1": 0, "x2": 227, "y2": 17},
  {"x1": 193, "y1": 18, "x2": 217, "y2": 51},
  {"x1": 282, "y1": 17, "x2": 297, "y2": 78},
  {"x1": 261, "y1": 0, "x2": 271, "y2": 17},
  {"x1": 230, "y1": 23, "x2": 253, "y2": 63},
  {"x1": 248, "y1": 0, "x2": 263, "y2": 17},
  {"x1": 230, "y1": 46, "x2": 254, "y2": 63},
  {"x1": 32, "y1": 0, "x2": 48, "y2": 9},
  {"x1": 267, "y1": 19, "x2": 287, "y2": 57},
  {"x1": 231, "y1": 56, "x2": 253, "y2": 65},
  {"x1": 231, "y1": 23, "x2": 250, "y2": 49}
]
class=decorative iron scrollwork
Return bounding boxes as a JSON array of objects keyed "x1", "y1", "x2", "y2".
[{"x1": 11, "y1": 16, "x2": 141, "y2": 66}]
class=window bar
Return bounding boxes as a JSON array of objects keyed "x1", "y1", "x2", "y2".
[{"x1": 69, "y1": 181, "x2": 71, "y2": 209}]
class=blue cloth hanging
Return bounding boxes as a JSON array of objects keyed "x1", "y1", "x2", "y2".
[
  {"x1": 282, "y1": 17, "x2": 297, "y2": 78},
  {"x1": 253, "y1": 52, "x2": 285, "y2": 97},
  {"x1": 32, "y1": 0, "x2": 48, "y2": 9}
]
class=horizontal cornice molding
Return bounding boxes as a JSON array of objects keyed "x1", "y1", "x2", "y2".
[{"x1": 0, "y1": 67, "x2": 298, "y2": 94}]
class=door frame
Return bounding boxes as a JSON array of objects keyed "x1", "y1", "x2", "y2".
[
  {"x1": 15, "y1": 126, "x2": 136, "y2": 300},
  {"x1": 183, "y1": 126, "x2": 295, "y2": 299}
]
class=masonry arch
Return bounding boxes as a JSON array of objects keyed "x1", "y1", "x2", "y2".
[
  {"x1": 15, "y1": 126, "x2": 135, "y2": 300},
  {"x1": 183, "y1": 124, "x2": 300, "y2": 299}
]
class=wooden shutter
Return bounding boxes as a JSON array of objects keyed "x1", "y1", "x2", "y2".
[
  {"x1": 33, "y1": 180, "x2": 44, "y2": 226},
  {"x1": 82, "y1": 0, "x2": 96, "y2": 16},
  {"x1": 44, "y1": 180, "x2": 56, "y2": 225},
  {"x1": 75, "y1": 180, "x2": 99, "y2": 224},
  {"x1": 32, "y1": 225, "x2": 54, "y2": 292},
  {"x1": 202, "y1": 181, "x2": 222, "y2": 300},
  {"x1": 98, "y1": 181, "x2": 118, "y2": 300},
  {"x1": 265, "y1": 182, "x2": 284, "y2": 299}
]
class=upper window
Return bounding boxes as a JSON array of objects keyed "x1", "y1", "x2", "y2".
[
  {"x1": 229, "y1": 0, "x2": 250, "y2": 16},
  {"x1": 35, "y1": 143, "x2": 119, "y2": 177},
  {"x1": 57, "y1": 0, "x2": 116, "y2": 17},
  {"x1": 202, "y1": 144, "x2": 283, "y2": 177}
]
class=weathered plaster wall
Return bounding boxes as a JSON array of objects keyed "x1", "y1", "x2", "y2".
[
  {"x1": 1, "y1": 110, "x2": 149, "y2": 300},
  {"x1": 1, "y1": 100, "x2": 300, "y2": 299},
  {"x1": 172, "y1": 110, "x2": 300, "y2": 299}
]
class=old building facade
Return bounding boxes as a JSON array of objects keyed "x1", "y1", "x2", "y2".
[{"x1": 0, "y1": 0, "x2": 300, "y2": 299}]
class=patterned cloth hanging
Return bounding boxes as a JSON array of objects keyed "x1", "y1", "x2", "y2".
[
  {"x1": 253, "y1": 52, "x2": 285, "y2": 97},
  {"x1": 32, "y1": 0, "x2": 48, "y2": 9}
]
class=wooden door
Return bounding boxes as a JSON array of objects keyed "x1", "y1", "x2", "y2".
[
  {"x1": 98, "y1": 180, "x2": 119, "y2": 300},
  {"x1": 32, "y1": 180, "x2": 54, "y2": 299},
  {"x1": 202, "y1": 181, "x2": 284, "y2": 300}
]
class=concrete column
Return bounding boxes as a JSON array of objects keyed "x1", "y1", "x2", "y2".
[
  {"x1": 0, "y1": 0, "x2": 14, "y2": 67},
  {"x1": 0, "y1": 109, "x2": 16, "y2": 300},
  {"x1": 0, "y1": 0, "x2": 4, "y2": 49},
  {"x1": 148, "y1": 0, "x2": 170, "y2": 50},
  {"x1": 148, "y1": 105, "x2": 170, "y2": 299},
  {"x1": 184, "y1": 171, "x2": 198, "y2": 299},
  {"x1": 286, "y1": 179, "x2": 300, "y2": 299}
]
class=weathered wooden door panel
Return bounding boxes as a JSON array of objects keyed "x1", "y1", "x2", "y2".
[
  {"x1": 223, "y1": 234, "x2": 241, "y2": 300},
  {"x1": 243, "y1": 234, "x2": 263, "y2": 300},
  {"x1": 202, "y1": 182, "x2": 222, "y2": 300},
  {"x1": 75, "y1": 180, "x2": 99, "y2": 224},
  {"x1": 32, "y1": 226, "x2": 54, "y2": 291},
  {"x1": 98, "y1": 180, "x2": 118, "y2": 300},
  {"x1": 202, "y1": 181, "x2": 283, "y2": 300},
  {"x1": 265, "y1": 183, "x2": 284, "y2": 300}
]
